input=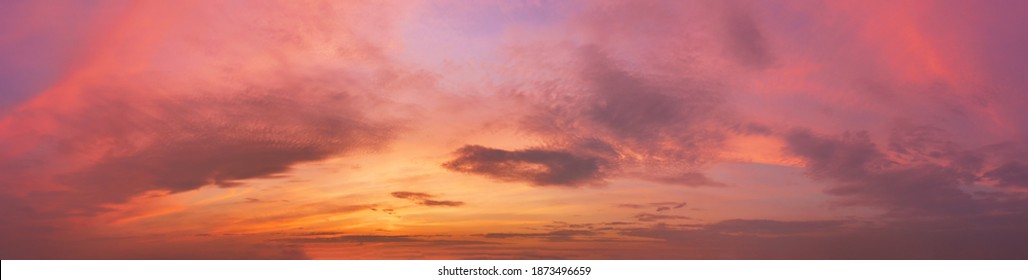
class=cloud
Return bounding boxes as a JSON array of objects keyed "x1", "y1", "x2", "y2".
[
  {"x1": 281, "y1": 234, "x2": 493, "y2": 246},
  {"x1": 634, "y1": 213, "x2": 692, "y2": 222},
  {"x1": 784, "y1": 128, "x2": 990, "y2": 217},
  {"x1": 720, "y1": 1, "x2": 774, "y2": 68},
  {"x1": 2, "y1": 0, "x2": 1027, "y2": 260},
  {"x1": 0, "y1": 61, "x2": 395, "y2": 257},
  {"x1": 421, "y1": 200, "x2": 465, "y2": 207},
  {"x1": 0, "y1": 231, "x2": 311, "y2": 259},
  {"x1": 0, "y1": 0, "x2": 410, "y2": 227},
  {"x1": 391, "y1": 191, "x2": 464, "y2": 207},
  {"x1": 580, "y1": 50, "x2": 700, "y2": 141},
  {"x1": 463, "y1": 45, "x2": 738, "y2": 187},
  {"x1": 515, "y1": 46, "x2": 731, "y2": 171},
  {"x1": 643, "y1": 172, "x2": 727, "y2": 187},
  {"x1": 117, "y1": 239, "x2": 309, "y2": 260},
  {"x1": 442, "y1": 145, "x2": 607, "y2": 187},
  {"x1": 705, "y1": 219, "x2": 847, "y2": 235},
  {"x1": 287, "y1": 235, "x2": 421, "y2": 243},
  {"x1": 390, "y1": 192, "x2": 433, "y2": 200},
  {"x1": 784, "y1": 129, "x2": 885, "y2": 181},
  {"x1": 619, "y1": 202, "x2": 687, "y2": 212},
  {"x1": 622, "y1": 215, "x2": 1028, "y2": 259},
  {"x1": 1, "y1": 90, "x2": 392, "y2": 213},
  {"x1": 984, "y1": 161, "x2": 1028, "y2": 188},
  {"x1": 289, "y1": 231, "x2": 347, "y2": 237},
  {"x1": 482, "y1": 230, "x2": 595, "y2": 241},
  {"x1": 239, "y1": 203, "x2": 373, "y2": 225}
]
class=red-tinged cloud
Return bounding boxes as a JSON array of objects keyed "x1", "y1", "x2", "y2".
[
  {"x1": 2, "y1": 0, "x2": 1028, "y2": 259},
  {"x1": 0, "y1": 0, "x2": 412, "y2": 259}
]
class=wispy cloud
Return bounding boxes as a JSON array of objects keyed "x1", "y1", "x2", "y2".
[{"x1": 391, "y1": 191, "x2": 464, "y2": 207}]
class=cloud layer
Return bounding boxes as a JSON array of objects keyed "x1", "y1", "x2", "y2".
[{"x1": 1, "y1": 0, "x2": 1026, "y2": 259}]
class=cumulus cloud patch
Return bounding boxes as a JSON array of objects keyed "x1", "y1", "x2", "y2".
[{"x1": 442, "y1": 145, "x2": 608, "y2": 187}]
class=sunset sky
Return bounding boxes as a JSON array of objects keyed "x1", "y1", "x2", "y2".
[{"x1": 2, "y1": 0, "x2": 1027, "y2": 259}]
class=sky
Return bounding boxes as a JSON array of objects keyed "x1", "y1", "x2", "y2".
[{"x1": 1, "y1": 0, "x2": 1027, "y2": 259}]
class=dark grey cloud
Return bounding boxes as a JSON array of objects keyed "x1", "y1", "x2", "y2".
[{"x1": 442, "y1": 145, "x2": 607, "y2": 187}]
